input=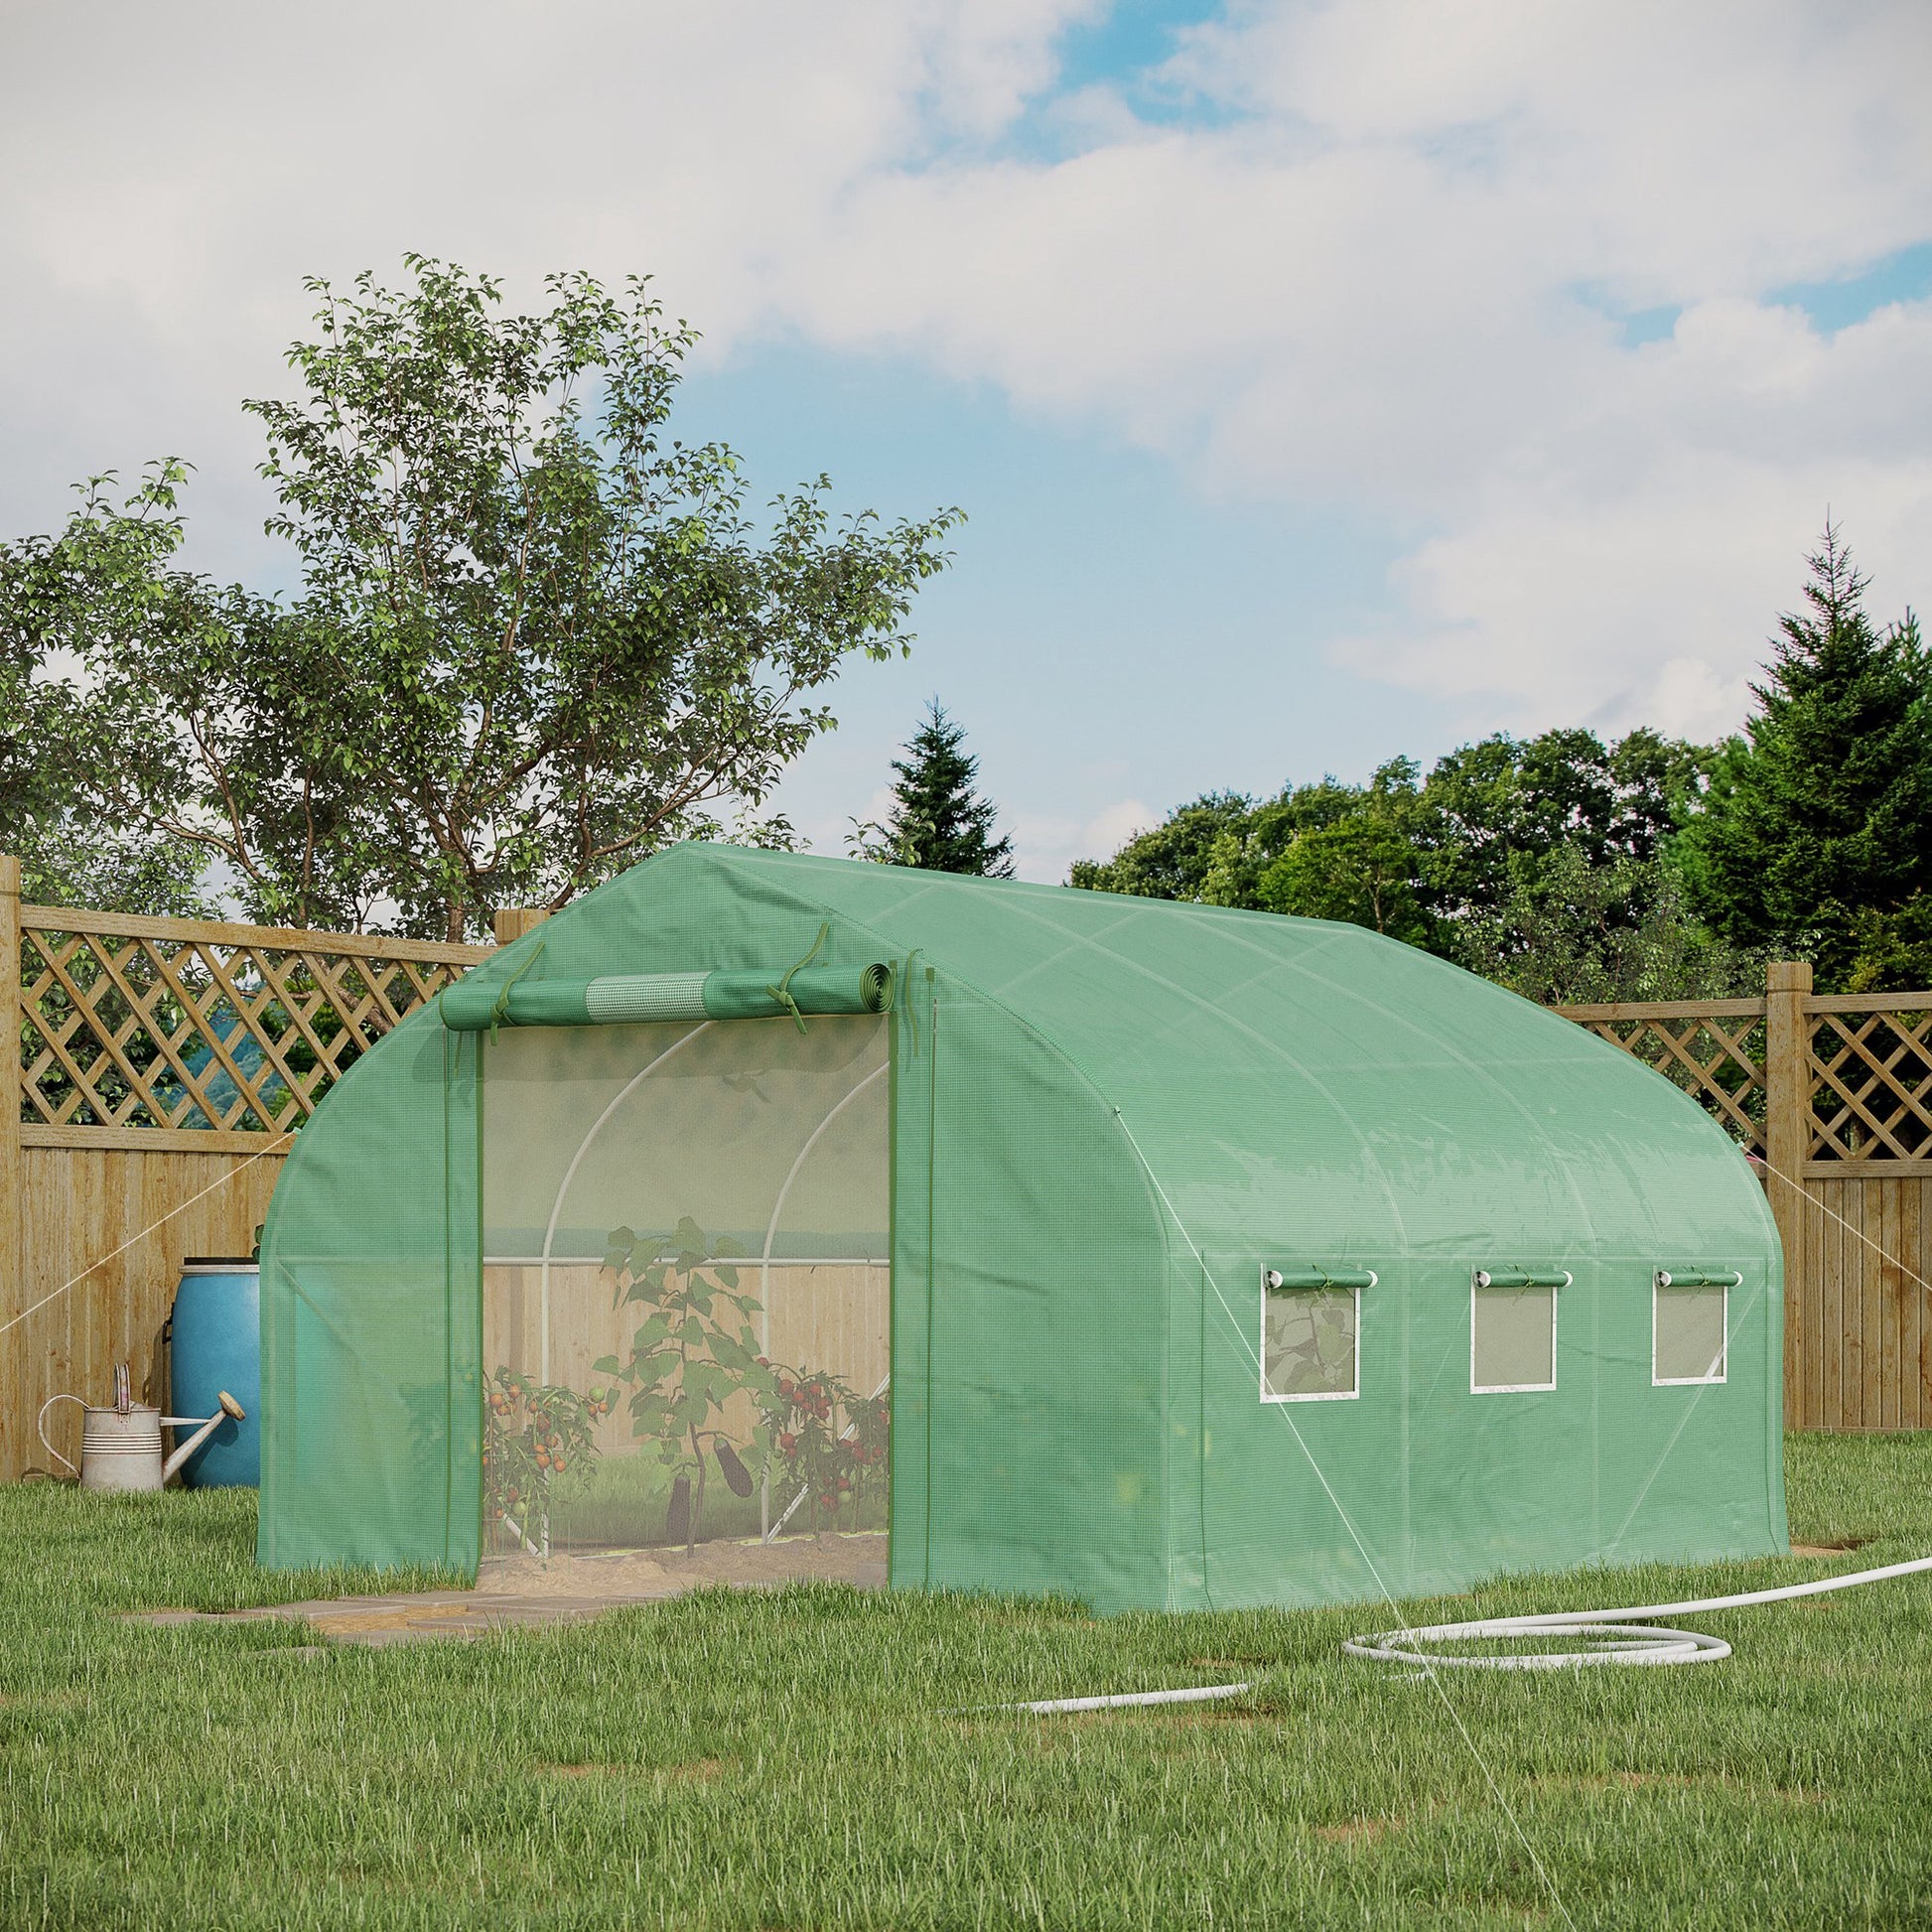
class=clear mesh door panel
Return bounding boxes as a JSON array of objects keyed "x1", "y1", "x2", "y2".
[{"x1": 482, "y1": 1015, "x2": 889, "y2": 1557}]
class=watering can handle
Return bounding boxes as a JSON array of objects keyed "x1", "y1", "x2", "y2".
[{"x1": 36, "y1": 1394, "x2": 82, "y2": 1479}]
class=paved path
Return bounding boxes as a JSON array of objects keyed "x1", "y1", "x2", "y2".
[
  {"x1": 136, "y1": 1589, "x2": 634, "y2": 1647},
  {"x1": 131, "y1": 1534, "x2": 890, "y2": 1647}
]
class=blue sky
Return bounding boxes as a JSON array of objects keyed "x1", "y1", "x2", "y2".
[
  {"x1": 5, "y1": 0, "x2": 1930, "y2": 880},
  {"x1": 675, "y1": 342, "x2": 1432, "y2": 874}
]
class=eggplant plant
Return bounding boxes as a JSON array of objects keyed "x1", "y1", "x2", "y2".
[{"x1": 595, "y1": 1216, "x2": 779, "y2": 1553}]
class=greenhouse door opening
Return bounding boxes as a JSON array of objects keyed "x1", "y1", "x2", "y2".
[{"x1": 481, "y1": 1014, "x2": 891, "y2": 1575}]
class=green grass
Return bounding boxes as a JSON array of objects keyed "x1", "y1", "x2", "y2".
[{"x1": 5, "y1": 1435, "x2": 1932, "y2": 1928}]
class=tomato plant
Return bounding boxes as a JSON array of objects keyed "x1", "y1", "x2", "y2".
[
  {"x1": 483, "y1": 1367, "x2": 604, "y2": 1557},
  {"x1": 757, "y1": 1363, "x2": 890, "y2": 1534}
]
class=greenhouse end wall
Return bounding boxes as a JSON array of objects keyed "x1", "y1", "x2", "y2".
[{"x1": 259, "y1": 1023, "x2": 481, "y2": 1574}]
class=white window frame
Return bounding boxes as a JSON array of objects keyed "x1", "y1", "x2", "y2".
[
  {"x1": 1652, "y1": 1277, "x2": 1728, "y2": 1387},
  {"x1": 1469, "y1": 1276, "x2": 1563, "y2": 1395},
  {"x1": 1260, "y1": 1268, "x2": 1371, "y2": 1404}
]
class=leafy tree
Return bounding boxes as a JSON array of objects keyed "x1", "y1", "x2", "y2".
[
  {"x1": 9, "y1": 816, "x2": 211, "y2": 918},
  {"x1": 244, "y1": 260, "x2": 961, "y2": 938},
  {"x1": 1455, "y1": 847, "x2": 1763, "y2": 1006},
  {"x1": 1067, "y1": 730, "x2": 1727, "y2": 996},
  {"x1": 1252, "y1": 759, "x2": 1435, "y2": 945},
  {"x1": 1416, "y1": 727, "x2": 1710, "y2": 922},
  {"x1": 1195, "y1": 778, "x2": 1367, "y2": 908},
  {"x1": 0, "y1": 470, "x2": 225, "y2": 915},
  {"x1": 1675, "y1": 527, "x2": 1932, "y2": 988},
  {"x1": 6, "y1": 260, "x2": 960, "y2": 937},
  {"x1": 1069, "y1": 792, "x2": 1252, "y2": 898},
  {"x1": 1843, "y1": 897, "x2": 1932, "y2": 995},
  {"x1": 856, "y1": 699, "x2": 1013, "y2": 875}
]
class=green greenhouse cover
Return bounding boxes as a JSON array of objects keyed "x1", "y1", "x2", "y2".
[{"x1": 259, "y1": 843, "x2": 1785, "y2": 1610}]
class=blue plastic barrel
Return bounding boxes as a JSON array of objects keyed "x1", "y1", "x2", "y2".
[{"x1": 169, "y1": 1259, "x2": 260, "y2": 1487}]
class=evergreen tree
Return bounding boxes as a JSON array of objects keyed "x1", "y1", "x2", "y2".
[
  {"x1": 1676, "y1": 526, "x2": 1932, "y2": 988},
  {"x1": 863, "y1": 700, "x2": 1014, "y2": 876}
]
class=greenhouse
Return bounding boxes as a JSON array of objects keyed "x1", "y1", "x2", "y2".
[{"x1": 258, "y1": 843, "x2": 1787, "y2": 1611}]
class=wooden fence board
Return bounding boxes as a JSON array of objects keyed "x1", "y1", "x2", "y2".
[
  {"x1": 1874, "y1": 1182, "x2": 1892, "y2": 1430},
  {"x1": 1803, "y1": 1173, "x2": 1825, "y2": 1430},
  {"x1": 7, "y1": 1143, "x2": 287, "y2": 1477},
  {"x1": 1920, "y1": 1187, "x2": 1932, "y2": 1425},
  {"x1": 1822, "y1": 1178, "x2": 1843, "y2": 1432},
  {"x1": 1902, "y1": 1183, "x2": 1921, "y2": 1430}
]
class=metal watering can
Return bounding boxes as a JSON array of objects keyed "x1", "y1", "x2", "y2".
[{"x1": 38, "y1": 1363, "x2": 246, "y2": 1493}]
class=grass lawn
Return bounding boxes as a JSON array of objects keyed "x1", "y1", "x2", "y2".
[{"x1": 3, "y1": 1434, "x2": 1931, "y2": 1929}]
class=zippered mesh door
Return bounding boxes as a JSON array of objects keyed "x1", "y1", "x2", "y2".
[{"x1": 481, "y1": 1014, "x2": 890, "y2": 1569}]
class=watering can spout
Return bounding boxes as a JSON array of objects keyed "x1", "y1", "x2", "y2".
[{"x1": 161, "y1": 1391, "x2": 245, "y2": 1483}]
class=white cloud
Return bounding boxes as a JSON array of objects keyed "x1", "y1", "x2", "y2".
[
  {"x1": 768, "y1": 0, "x2": 1932, "y2": 737},
  {"x1": 1013, "y1": 795, "x2": 1159, "y2": 883},
  {"x1": 3, "y1": 0, "x2": 1929, "y2": 773}
]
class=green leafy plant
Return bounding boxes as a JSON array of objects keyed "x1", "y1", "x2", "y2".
[
  {"x1": 483, "y1": 1368, "x2": 605, "y2": 1558},
  {"x1": 758, "y1": 1363, "x2": 890, "y2": 1534},
  {"x1": 594, "y1": 1217, "x2": 777, "y2": 1553}
]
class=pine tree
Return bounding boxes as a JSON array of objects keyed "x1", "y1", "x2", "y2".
[
  {"x1": 866, "y1": 700, "x2": 1014, "y2": 876},
  {"x1": 1677, "y1": 526, "x2": 1932, "y2": 988}
]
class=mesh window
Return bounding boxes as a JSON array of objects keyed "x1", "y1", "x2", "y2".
[
  {"x1": 1654, "y1": 1283, "x2": 1727, "y2": 1384},
  {"x1": 1471, "y1": 1283, "x2": 1556, "y2": 1392},
  {"x1": 481, "y1": 1014, "x2": 889, "y2": 1561},
  {"x1": 1262, "y1": 1285, "x2": 1358, "y2": 1400}
]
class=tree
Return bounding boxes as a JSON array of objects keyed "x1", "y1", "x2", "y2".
[
  {"x1": 246, "y1": 260, "x2": 962, "y2": 939},
  {"x1": 1066, "y1": 728, "x2": 1727, "y2": 989},
  {"x1": 857, "y1": 699, "x2": 1013, "y2": 875},
  {"x1": 1455, "y1": 847, "x2": 1763, "y2": 1006},
  {"x1": 1675, "y1": 526, "x2": 1932, "y2": 989},
  {"x1": 1252, "y1": 759, "x2": 1435, "y2": 946},
  {"x1": 0, "y1": 469, "x2": 219, "y2": 915},
  {"x1": 1069, "y1": 792, "x2": 1252, "y2": 898},
  {"x1": 8, "y1": 259, "x2": 961, "y2": 937},
  {"x1": 1416, "y1": 727, "x2": 1711, "y2": 924}
]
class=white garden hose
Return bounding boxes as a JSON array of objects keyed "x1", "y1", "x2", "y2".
[
  {"x1": 1343, "y1": 1550, "x2": 1932, "y2": 1670},
  {"x1": 995, "y1": 1554, "x2": 1932, "y2": 1714},
  {"x1": 1002, "y1": 1683, "x2": 1253, "y2": 1715}
]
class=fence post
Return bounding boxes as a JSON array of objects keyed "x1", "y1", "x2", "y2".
[
  {"x1": 492, "y1": 906, "x2": 550, "y2": 947},
  {"x1": 1764, "y1": 959, "x2": 1812, "y2": 1422},
  {"x1": 0, "y1": 856, "x2": 20, "y2": 1474}
]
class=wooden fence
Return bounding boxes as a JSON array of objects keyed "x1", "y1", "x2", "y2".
[
  {"x1": 7, "y1": 861, "x2": 1932, "y2": 1478},
  {"x1": 1559, "y1": 961, "x2": 1932, "y2": 1431},
  {"x1": 0, "y1": 856, "x2": 492, "y2": 1478}
]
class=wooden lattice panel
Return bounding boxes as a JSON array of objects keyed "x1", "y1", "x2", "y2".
[
  {"x1": 1807, "y1": 1002, "x2": 1932, "y2": 1165},
  {"x1": 20, "y1": 908, "x2": 488, "y2": 1135},
  {"x1": 1557, "y1": 999, "x2": 1768, "y2": 1155}
]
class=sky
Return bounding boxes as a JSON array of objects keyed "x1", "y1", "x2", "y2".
[{"x1": 4, "y1": 0, "x2": 1930, "y2": 882}]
